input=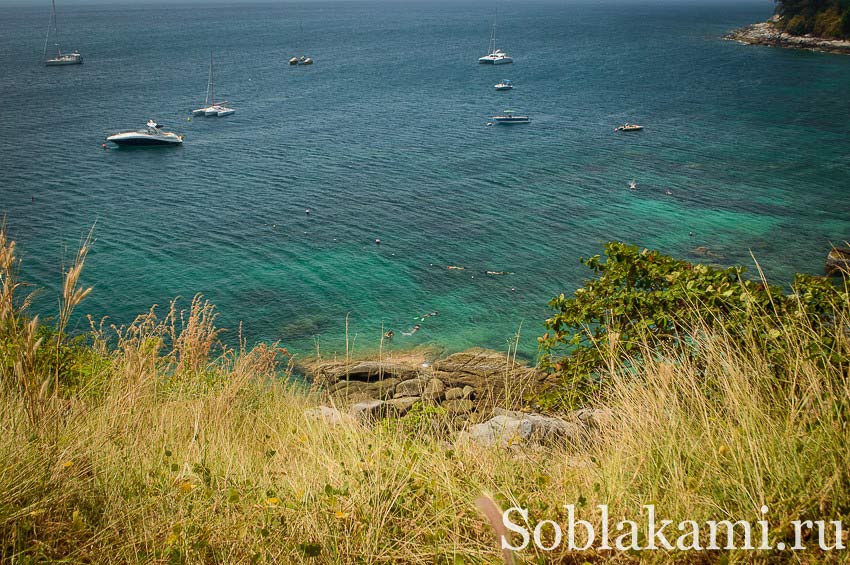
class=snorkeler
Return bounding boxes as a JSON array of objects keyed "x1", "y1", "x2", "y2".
[{"x1": 402, "y1": 324, "x2": 421, "y2": 337}]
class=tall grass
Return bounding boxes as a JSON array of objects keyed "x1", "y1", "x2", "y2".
[{"x1": 0, "y1": 229, "x2": 848, "y2": 562}]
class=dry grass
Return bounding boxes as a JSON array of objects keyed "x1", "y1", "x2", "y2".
[{"x1": 1, "y1": 230, "x2": 848, "y2": 563}]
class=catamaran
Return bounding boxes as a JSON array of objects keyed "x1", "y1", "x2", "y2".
[
  {"x1": 43, "y1": 0, "x2": 82, "y2": 66},
  {"x1": 479, "y1": 22, "x2": 512, "y2": 64},
  {"x1": 192, "y1": 53, "x2": 235, "y2": 117}
]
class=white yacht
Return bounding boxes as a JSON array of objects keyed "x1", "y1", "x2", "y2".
[
  {"x1": 107, "y1": 120, "x2": 184, "y2": 146},
  {"x1": 479, "y1": 23, "x2": 512, "y2": 64},
  {"x1": 193, "y1": 53, "x2": 235, "y2": 117},
  {"x1": 491, "y1": 110, "x2": 529, "y2": 124},
  {"x1": 44, "y1": 0, "x2": 82, "y2": 66},
  {"x1": 494, "y1": 79, "x2": 513, "y2": 91}
]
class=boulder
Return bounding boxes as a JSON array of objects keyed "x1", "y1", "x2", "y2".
[
  {"x1": 442, "y1": 399, "x2": 474, "y2": 415},
  {"x1": 386, "y1": 396, "x2": 420, "y2": 416},
  {"x1": 349, "y1": 400, "x2": 386, "y2": 422},
  {"x1": 330, "y1": 379, "x2": 398, "y2": 403},
  {"x1": 460, "y1": 409, "x2": 582, "y2": 448},
  {"x1": 826, "y1": 248, "x2": 850, "y2": 276},
  {"x1": 311, "y1": 361, "x2": 418, "y2": 386},
  {"x1": 395, "y1": 377, "x2": 429, "y2": 398},
  {"x1": 422, "y1": 378, "x2": 446, "y2": 402},
  {"x1": 304, "y1": 406, "x2": 355, "y2": 426}
]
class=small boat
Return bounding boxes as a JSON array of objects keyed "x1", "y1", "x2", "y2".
[
  {"x1": 479, "y1": 23, "x2": 513, "y2": 64},
  {"x1": 492, "y1": 110, "x2": 529, "y2": 124},
  {"x1": 193, "y1": 53, "x2": 235, "y2": 117},
  {"x1": 615, "y1": 123, "x2": 644, "y2": 132},
  {"x1": 628, "y1": 179, "x2": 637, "y2": 190},
  {"x1": 289, "y1": 55, "x2": 313, "y2": 65},
  {"x1": 494, "y1": 79, "x2": 513, "y2": 91},
  {"x1": 106, "y1": 120, "x2": 184, "y2": 146},
  {"x1": 43, "y1": 0, "x2": 82, "y2": 66}
]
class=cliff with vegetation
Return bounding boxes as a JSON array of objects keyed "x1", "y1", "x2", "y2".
[
  {"x1": 1, "y1": 228, "x2": 849, "y2": 562},
  {"x1": 725, "y1": 1, "x2": 850, "y2": 53},
  {"x1": 775, "y1": 0, "x2": 850, "y2": 38}
]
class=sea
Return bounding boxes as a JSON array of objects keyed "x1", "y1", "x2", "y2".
[{"x1": 1, "y1": 0, "x2": 849, "y2": 361}]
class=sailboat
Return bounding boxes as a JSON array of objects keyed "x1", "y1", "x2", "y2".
[
  {"x1": 478, "y1": 21, "x2": 512, "y2": 64},
  {"x1": 44, "y1": 0, "x2": 82, "y2": 66},
  {"x1": 289, "y1": 21, "x2": 314, "y2": 65},
  {"x1": 192, "y1": 53, "x2": 235, "y2": 117}
]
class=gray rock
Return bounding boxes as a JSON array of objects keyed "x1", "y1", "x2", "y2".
[
  {"x1": 442, "y1": 398, "x2": 474, "y2": 415},
  {"x1": 330, "y1": 379, "x2": 398, "y2": 402},
  {"x1": 385, "y1": 396, "x2": 420, "y2": 416},
  {"x1": 460, "y1": 411, "x2": 582, "y2": 448},
  {"x1": 461, "y1": 415, "x2": 534, "y2": 447},
  {"x1": 422, "y1": 378, "x2": 446, "y2": 402},
  {"x1": 445, "y1": 387, "x2": 465, "y2": 401},
  {"x1": 304, "y1": 406, "x2": 355, "y2": 426},
  {"x1": 349, "y1": 399, "x2": 386, "y2": 422},
  {"x1": 394, "y1": 377, "x2": 429, "y2": 398}
]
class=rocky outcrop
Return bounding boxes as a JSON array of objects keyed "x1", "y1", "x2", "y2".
[
  {"x1": 307, "y1": 348, "x2": 549, "y2": 415},
  {"x1": 725, "y1": 21, "x2": 850, "y2": 55},
  {"x1": 825, "y1": 247, "x2": 850, "y2": 276}
]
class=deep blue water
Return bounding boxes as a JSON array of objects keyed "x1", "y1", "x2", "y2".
[{"x1": 1, "y1": 0, "x2": 849, "y2": 360}]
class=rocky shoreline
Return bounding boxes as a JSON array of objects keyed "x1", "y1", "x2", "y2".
[
  {"x1": 725, "y1": 20, "x2": 850, "y2": 55},
  {"x1": 301, "y1": 348, "x2": 610, "y2": 448}
]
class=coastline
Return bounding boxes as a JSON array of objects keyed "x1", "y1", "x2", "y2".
[{"x1": 725, "y1": 20, "x2": 850, "y2": 55}]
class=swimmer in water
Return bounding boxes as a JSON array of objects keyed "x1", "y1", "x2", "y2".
[
  {"x1": 402, "y1": 324, "x2": 421, "y2": 337},
  {"x1": 384, "y1": 330, "x2": 394, "y2": 340}
]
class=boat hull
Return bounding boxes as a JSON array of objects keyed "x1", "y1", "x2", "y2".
[
  {"x1": 107, "y1": 134, "x2": 183, "y2": 146},
  {"x1": 492, "y1": 117, "x2": 530, "y2": 124},
  {"x1": 479, "y1": 57, "x2": 512, "y2": 64},
  {"x1": 45, "y1": 56, "x2": 82, "y2": 66}
]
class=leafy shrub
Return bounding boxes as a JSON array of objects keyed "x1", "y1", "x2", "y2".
[{"x1": 539, "y1": 242, "x2": 849, "y2": 406}]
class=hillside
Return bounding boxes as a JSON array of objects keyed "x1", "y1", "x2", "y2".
[{"x1": 775, "y1": 0, "x2": 850, "y2": 38}]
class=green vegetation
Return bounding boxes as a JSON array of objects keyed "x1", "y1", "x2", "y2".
[
  {"x1": 1, "y1": 228, "x2": 849, "y2": 562},
  {"x1": 539, "y1": 241, "x2": 849, "y2": 407},
  {"x1": 775, "y1": 0, "x2": 850, "y2": 38}
]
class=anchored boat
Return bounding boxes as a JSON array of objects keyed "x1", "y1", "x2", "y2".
[
  {"x1": 43, "y1": 0, "x2": 82, "y2": 66},
  {"x1": 492, "y1": 110, "x2": 529, "y2": 124},
  {"x1": 107, "y1": 120, "x2": 184, "y2": 146}
]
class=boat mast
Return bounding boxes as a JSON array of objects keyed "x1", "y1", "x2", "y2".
[
  {"x1": 209, "y1": 52, "x2": 215, "y2": 105},
  {"x1": 51, "y1": 0, "x2": 60, "y2": 56},
  {"x1": 204, "y1": 52, "x2": 212, "y2": 105}
]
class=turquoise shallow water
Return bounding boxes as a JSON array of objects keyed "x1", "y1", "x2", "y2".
[{"x1": 1, "y1": 0, "x2": 849, "y2": 360}]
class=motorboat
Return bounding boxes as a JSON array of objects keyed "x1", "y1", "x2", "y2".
[
  {"x1": 479, "y1": 23, "x2": 512, "y2": 64},
  {"x1": 193, "y1": 53, "x2": 235, "y2": 117},
  {"x1": 615, "y1": 123, "x2": 644, "y2": 132},
  {"x1": 628, "y1": 180, "x2": 638, "y2": 190},
  {"x1": 491, "y1": 110, "x2": 529, "y2": 124},
  {"x1": 106, "y1": 120, "x2": 184, "y2": 146},
  {"x1": 44, "y1": 0, "x2": 82, "y2": 66},
  {"x1": 494, "y1": 79, "x2": 513, "y2": 91}
]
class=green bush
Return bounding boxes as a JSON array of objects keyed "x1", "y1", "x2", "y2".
[{"x1": 538, "y1": 242, "x2": 849, "y2": 406}]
